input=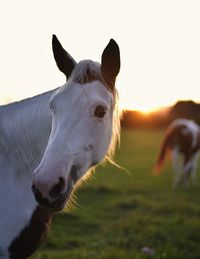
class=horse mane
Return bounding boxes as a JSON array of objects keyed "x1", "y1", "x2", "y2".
[{"x1": 106, "y1": 91, "x2": 121, "y2": 160}]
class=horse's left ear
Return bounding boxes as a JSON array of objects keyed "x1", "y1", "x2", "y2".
[
  {"x1": 101, "y1": 39, "x2": 120, "y2": 91},
  {"x1": 52, "y1": 35, "x2": 77, "y2": 80}
]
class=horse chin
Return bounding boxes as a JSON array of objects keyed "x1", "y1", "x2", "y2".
[
  {"x1": 44, "y1": 201, "x2": 67, "y2": 212},
  {"x1": 39, "y1": 190, "x2": 72, "y2": 212}
]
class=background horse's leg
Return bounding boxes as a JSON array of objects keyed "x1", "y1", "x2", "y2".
[
  {"x1": 182, "y1": 167, "x2": 191, "y2": 189},
  {"x1": 172, "y1": 148, "x2": 182, "y2": 189},
  {"x1": 190, "y1": 152, "x2": 200, "y2": 186},
  {"x1": 182, "y1": 155, "x2": 196, "y2": 189}
]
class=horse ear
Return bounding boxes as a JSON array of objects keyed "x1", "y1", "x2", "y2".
[
  {"x1": 101, "y1": 39, "x2": 120, "y2": 91},
  {"x1": 52, "y1": 35, "x2": 76, "y2": 79}
]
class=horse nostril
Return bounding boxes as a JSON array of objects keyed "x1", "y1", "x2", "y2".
[
  {"x1": 32, "y1": 184, "x2": 37, "y2": 196},
  {"x1": 32, "y1": 184, "x2": 44, "y2": 203},
  {"x1": 49, "y1": 177, "x2": 65, "y2": 198}
]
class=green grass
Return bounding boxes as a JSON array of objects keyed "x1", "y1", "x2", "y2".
[{"x1": 31, "y1": 129, "x2": 200, "y2": 259}]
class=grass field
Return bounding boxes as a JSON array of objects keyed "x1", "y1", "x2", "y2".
[{"x1": 31, "y1": 129, "x2": 200, "y2": 259}]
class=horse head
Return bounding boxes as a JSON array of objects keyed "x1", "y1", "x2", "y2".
[{"x1": 32, "y1": 35, "x2": 120, "y2": 211}]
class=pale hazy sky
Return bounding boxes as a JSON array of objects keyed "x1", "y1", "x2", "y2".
[{"x1": 0, "y1": 0, "x2": 200, "y2": 111}]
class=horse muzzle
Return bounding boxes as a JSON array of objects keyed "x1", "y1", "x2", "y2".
[{"x1": 32, "y1": 165, "x2": 78, "y2": 211}]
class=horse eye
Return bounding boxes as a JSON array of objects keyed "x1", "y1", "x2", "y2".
[{"x1": 94, "y1": 105, "x2": 107, "y2": 118}]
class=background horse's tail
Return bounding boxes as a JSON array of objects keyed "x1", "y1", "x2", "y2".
[{"x1": 154, "y1": 125, "x2": 175, "y2": 174}]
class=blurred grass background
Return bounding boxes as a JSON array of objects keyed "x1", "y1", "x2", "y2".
[{"x1": 31, "y1": 129, "x2": 200, "y2": 259}]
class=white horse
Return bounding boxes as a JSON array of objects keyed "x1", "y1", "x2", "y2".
[
  {"x1": 0, "y1": 35, "x2": 121, "y2": 258},
  {"x1": 154, "y1": 119, "x2": 200, "y2": 188}
]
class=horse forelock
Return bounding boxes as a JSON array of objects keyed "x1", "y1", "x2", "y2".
[
  {"x1": 70, "y1": 60, "x2": 101, "y2": 84},
  {"x1": 67, "y1": 60, "x2": 115, "y2": 95}
]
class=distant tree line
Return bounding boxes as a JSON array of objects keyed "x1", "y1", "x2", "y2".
[{"x1": 121, "y1": 100, "x2": 200, "y2": 129}]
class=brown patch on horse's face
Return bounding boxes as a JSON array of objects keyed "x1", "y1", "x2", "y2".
[{"x1": 9, "y1": 206, "x2": 54, "y2": 259}]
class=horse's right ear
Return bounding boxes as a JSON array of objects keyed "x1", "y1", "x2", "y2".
[
  {"x1": 101, "y1": 39, "x2": 120, "y2": 91},
  {"x1": 52, "y1": 35, "x2": 76, "y2": 79}
]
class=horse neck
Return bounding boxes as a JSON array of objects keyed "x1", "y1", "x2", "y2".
[{"x1": 0, "y1": 89, "x2": 56, "y2": 173}]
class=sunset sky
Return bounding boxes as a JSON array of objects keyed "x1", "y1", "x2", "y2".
[{"x1": 0, "y1": 0, "x2": 199, "y2": 112}]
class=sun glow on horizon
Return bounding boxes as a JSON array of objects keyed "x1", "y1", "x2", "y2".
[
  {"x1": 117, "y1": 80, "x2": 200, "y2": 113},
  {"x1": 118, "y1": 89, "x2": 175, "y2": 113},
  {"x1": 119, "y1": 100, "x2": 163, "y2": 113}
]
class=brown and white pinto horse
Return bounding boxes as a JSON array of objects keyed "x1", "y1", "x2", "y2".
[{"x1": 154, "y1": 119, "x2": 200, "y2": 188}]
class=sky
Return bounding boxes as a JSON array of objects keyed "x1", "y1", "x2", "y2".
[{"x1": 0, "y1": 0, "x2": 199, "y2": 112}]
